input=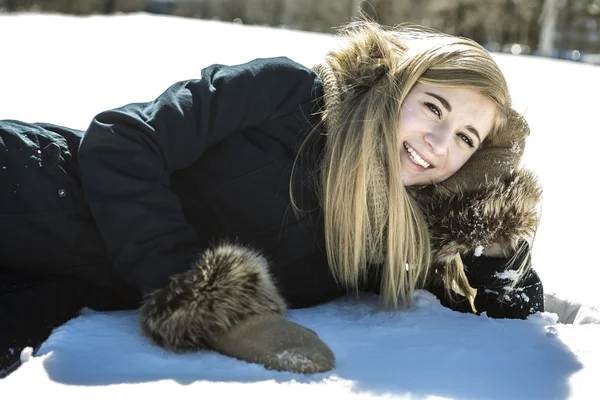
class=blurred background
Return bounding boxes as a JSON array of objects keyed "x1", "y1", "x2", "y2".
[{"x1": 1, "y1": 0, "x2": 599, "y2": 64}]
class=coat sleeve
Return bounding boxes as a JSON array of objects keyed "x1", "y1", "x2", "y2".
[
  {"x1": 462, "y1": 242, "x2": 544, "y2": 319},
  {"x1": 78, "y1": 57, "x2": 319, "y2": 296}
]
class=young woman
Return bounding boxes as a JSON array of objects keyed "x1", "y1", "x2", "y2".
[{"x1": 0, "y1": 21, "x2": 543, "y2": 377}]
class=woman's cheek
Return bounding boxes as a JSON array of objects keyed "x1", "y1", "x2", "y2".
[{"x1": 449, "y1": 159, "x2": 470, "y2": 180}]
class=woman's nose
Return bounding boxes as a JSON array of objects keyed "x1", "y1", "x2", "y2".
[{"x1": 424, "y1": 125, "x2": 453, "y2": 155}]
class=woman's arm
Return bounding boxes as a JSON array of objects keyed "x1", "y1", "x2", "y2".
[
  {"x1": 78, "y1": 57, "x2": 319, "y2": 296},
  {"x1": 414, "y1": 166, "x2": 543, "y2": 319}
]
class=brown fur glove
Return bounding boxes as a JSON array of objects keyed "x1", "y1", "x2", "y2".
[{"x1": 139, "y1": 244, "x2": 335, "y2": 373}]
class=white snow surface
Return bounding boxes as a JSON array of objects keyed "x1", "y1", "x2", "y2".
[{"x1": 1, "y1": 13, "x2": 599, "y2": 399}]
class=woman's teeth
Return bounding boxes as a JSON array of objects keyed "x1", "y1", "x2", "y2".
[{"x1": 403, "y1": 143, "x2": 431, "y2": 168}]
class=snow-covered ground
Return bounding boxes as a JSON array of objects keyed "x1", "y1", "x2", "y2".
[{"x1": 1, "y1": 13, "x2": 599, "y2": 399}]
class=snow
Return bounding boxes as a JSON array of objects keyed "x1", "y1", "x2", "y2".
[
  {"x1": 493, "y1": 270, "x2": 519, "y2": 280},
  {"x1": 3, "y1": 295, "x2": 595, "y2": 399},
  {"x1": 1, "y1": 12, "x2": 599, "y2": 399}
]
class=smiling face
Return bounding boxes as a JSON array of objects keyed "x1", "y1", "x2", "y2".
[{"x1": 397, "y1": 83, "x2": 497, "y2": 186}]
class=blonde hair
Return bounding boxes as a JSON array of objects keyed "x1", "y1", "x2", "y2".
[{"x1": 293, "y1": 21, "x2": 511, "y2": 309}]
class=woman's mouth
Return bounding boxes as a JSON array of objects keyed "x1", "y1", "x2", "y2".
[{"x1": 403, "y1": 142, "x2": 432, "y2": 169}]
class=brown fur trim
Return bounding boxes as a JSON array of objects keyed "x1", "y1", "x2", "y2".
[
  {"x1": 139, "y1": 244, "x2": 286, "y2": 352},
  {"x1": 413, "y1": 169, "x2": 542, "y2": 267},
  {"x1": 312, "y1": 25, "x2": 397, "y2": 131}
]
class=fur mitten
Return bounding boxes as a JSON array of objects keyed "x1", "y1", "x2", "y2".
[
  {"x1": 139, "y1": 244, "x2": 335, "y2": 373},
  {"x1": 437, "y1": 108, "x2": 530, "y2": 192}
]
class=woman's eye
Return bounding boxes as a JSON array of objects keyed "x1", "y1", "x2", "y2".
[
  {"x1": 457, "y1": 132, "x2": 474, "y2": 148},
  {"x1": 424, "y1": 102, "x2": 441, "y2": 118}
]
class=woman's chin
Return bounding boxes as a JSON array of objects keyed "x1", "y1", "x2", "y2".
[
  {"x1": 402, "y1": 174, "x2": 440, "y2": 187},
  {"x1": 402, "y1": 174, "x2": 423, "y2": 187}
]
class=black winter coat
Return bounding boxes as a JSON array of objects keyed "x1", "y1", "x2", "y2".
[{"x1": 0, "y1": 57, "x2": 543, "y2": 318}]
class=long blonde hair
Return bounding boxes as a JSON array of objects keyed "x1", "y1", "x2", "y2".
[{"x1": 294, "y1": 21, "x2": 511, "y2": 309}]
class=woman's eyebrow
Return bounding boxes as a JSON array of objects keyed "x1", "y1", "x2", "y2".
[
  {"x1": 466, "y1": 126, "x2": 482, "y2": 145},
  {"x1": 425, "y1": 92, "x2": 452, "y2": 112}
]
